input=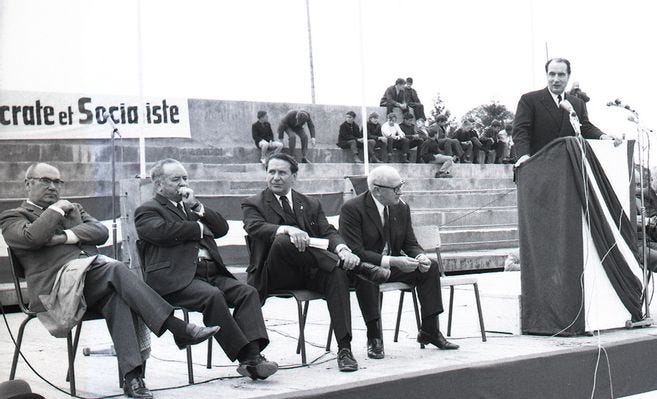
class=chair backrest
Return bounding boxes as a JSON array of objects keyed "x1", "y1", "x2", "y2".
[{"x1": 6, "y1": 248, "x2": 36, "y2": 316}]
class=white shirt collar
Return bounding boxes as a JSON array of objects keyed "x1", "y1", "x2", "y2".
[
  {"x1": 549, "y1": 89, "x2": 566, "y2": 107},
  {"x1": 26, "y1": 200, "x2": 43, "y2": 209},
  {"x1": 274, "y1": 190, "x2": 293, "y2": 206}
]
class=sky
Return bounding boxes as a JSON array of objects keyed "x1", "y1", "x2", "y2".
[{"x1": 1, "y1": 0, "x2": 656, "y2": 139}]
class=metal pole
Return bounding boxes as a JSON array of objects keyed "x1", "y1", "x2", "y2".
[
  {"x1": 305, "y1": 0, "x2": 316, "y2": 104},
  {"x1": 111, "y1": 129, "x2": 118, "y2": 260},
  {"x1": 357, "y1": 0, "x2": 369, "y2": 174}
]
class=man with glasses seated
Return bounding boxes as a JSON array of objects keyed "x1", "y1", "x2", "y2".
[
  {"x1": 0, "y1": 163, "x2": 219, "y2": 399},
  {"x1": 338, "y1": 165, "x2": 459, "y2": 360}
]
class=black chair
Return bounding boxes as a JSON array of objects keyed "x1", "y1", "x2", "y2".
[
  {"x1": 7, "y1": 248, "x2": 105, "y2": 396},
  {"x1": 134, "y1": 240, "x2": 212, "y2": 384}
]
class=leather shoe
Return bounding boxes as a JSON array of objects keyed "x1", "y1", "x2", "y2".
[
  {"x1": 337, "y1": 348, "x2": 358, "y2": 372},
  {"x1": 349, "y1": 262, "x2": 390, "y2": 284},
  {"x1": 174, "y1": 323, "x2": 220, "y2": 349},
  {"x1": 367, "y1": 338, "x2": 385, "y2": 359},
  {"x1": 123, "y1": 376, "x2": 152, "y2": 399},
  {"x1": 417, "y1": 330, "x2": 459, "y2": 350},
  {"x1": 237, "y1": 355, "x2": 279, "y2": 380}
]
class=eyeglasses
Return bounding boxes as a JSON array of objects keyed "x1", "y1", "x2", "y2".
[
  {"x1": 373, "y1": 181, "x2": 405, "y2": 194},
  {"x1": 27, "y1": 177, "x2": 65, "y2": 187}
]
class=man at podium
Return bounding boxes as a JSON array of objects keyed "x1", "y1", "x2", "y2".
[{"x1": 512, "y1": 57, "x2": 620, "y2": 168}]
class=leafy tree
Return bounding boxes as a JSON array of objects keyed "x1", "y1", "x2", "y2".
[
  {"x1": 427, "y1": 92, "x2": 455, "y2": 125},
  {"x1": 461, "y1": 102, "x2": 514, "y2": 131}
]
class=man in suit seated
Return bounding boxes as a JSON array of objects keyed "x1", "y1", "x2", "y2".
[
  {"x1": 241, "y1": 153, "x2": 390, "y2": 372},
  {"x1": 338, "y1": 165, "x2": 459, "y2": 359},
  {"x1": 0, "y1": 163, "x2": 219, "y2": 399},
  {"x1": 134, "y1": 159, "x2": 278, "y2": 381}
]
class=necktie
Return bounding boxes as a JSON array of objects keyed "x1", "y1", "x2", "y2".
[
  {"x1": 280, "y1": 195, "x2": 297, "y2": 226},
  {"x1": 557, "y1": 94, "x2": 562, "y2": 107},
  {"x1": 383, "y1": 206, "x2": 392, "y2": 255},
  {"x1": 177, "y1": 202, "x2": 187, "y2": 218}
]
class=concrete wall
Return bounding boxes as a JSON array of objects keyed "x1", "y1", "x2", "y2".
[{"x1": 189, "y1": 98, "x2": 387, "y2": 148}]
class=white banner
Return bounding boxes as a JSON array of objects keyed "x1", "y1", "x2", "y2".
[{"x1": 0, "y1": 90, "x2": 191, "y2": 139}]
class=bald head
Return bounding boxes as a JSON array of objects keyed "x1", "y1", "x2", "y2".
[
  {"x1": 24, "y1": 162, "x2": 63, "y2": 207},
  {"x1": 25, "y1": 162, "x2": 60, "y2": 180},
  {"x1": 368, "y1": 166, "x2": 403, "y2": 206}
]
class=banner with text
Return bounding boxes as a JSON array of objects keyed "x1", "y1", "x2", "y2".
[{"x1": 0, "y1": 90, "x2": 191, "y2": 139}]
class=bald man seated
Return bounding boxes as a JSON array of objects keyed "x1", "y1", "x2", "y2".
[
  {"x1": 0, "y1": 163, "x2": 219, "y2": 399},
  {"x1": 338, "y1": 165, "x2": 459, "y2": 359}
]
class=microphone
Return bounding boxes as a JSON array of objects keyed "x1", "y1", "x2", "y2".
[
  {"x1": 102, "y1": 111, "x2": 121, "y2": 137},
  {"x1": 559, "y1": 99, "x2": 581, "y2": 136}
]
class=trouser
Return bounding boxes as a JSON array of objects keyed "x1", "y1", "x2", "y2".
[
  {"x1": 164, "y1": 267, "x2": 269, "y2": 361},
  {"x1": 430, "y1": 153, "x2": 454, "y2": 173},
  {"x1": 459, "y1": 141, "x2": 473, "y2": 162},
  {"x1": 266, "y1": 236, "x2": 352, "y2": 344},
  {"x1": 83, "y1": 256, "x2": 174, "y2": 378},
  {"x1": 493, "y1": 141, "x2": 508, "y2": 163},
  {"x1": 258, "y1": 140, "x2": 283, "y2": 160},
  {"x1": 337, "y1": 139, "x2": 378, "y2": 159},
  {"x1": 285, "y1": 128, "x2": 310, "y2": 158},
  {"x1": 437, "y1": 138, "x2": 464, "y2": 157},
  {"x1": 387, "y1": 137, "x2": 411, "y2": 160},
  {"x1": 409, "y1": 103, "x2": 426, "y2": 121}
]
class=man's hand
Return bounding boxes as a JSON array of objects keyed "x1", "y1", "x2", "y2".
[
  {"x1": 338, "y1": 248, "x2": 360, "y2": 270},
  {"x1": 514, "y1": 154, "x2": 530, "y2": 168},
  {"x1": 311, "y1": 137, "x2": 316, "y2": 147},
  {"x1": 415, "y1": 253, "x2": 432, "y2": 273},
  {"x1": 286, "y1": 226, "x2": 310, "y2": 252},
  {"x1": 600, "y1": 134, "x2": 623, "y2": 147},
  {"x1": 389, "y1": 256, "x2": 420, "y2": 273},
  {"x1": 52, "y1": 200, "x2": 75, "y2": 213},
  {"x1": 179, "y1": 187, "x2": 197, "y2": 205}
]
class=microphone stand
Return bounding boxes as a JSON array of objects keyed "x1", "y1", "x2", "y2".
[
  {"x1": 617, "y1": 105, "x2": 654, "y2": 328},
  {"x1": 110, "y1": 120, "x2": 121, "y2": 260}
]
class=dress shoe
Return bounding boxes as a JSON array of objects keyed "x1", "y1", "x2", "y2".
[
  {"x1": 367, "y1": 338, "x2": 385, "y2": 359},
  {"x1": 237, "y1": 355, "x2": 279, "y2": 380},
  {"x1": 350, "y1": 262, "x2": 390, "y2": 284},
  {"x1": 337, "y1": 348, "x2": 359, "y2": 372},
  {"x1": 417, "y1": 330, "x2": 459, "y2": 350},
  {"x1": 123, "y1": 376, "x2": 152, "y2": 399},
  {"x1": 173, "y1": 324, "x2": 220, "y2": 349}
]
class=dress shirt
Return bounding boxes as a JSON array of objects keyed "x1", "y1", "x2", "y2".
[{"x1": 381, "y1": 122, "x2": 405, "y2": 139}]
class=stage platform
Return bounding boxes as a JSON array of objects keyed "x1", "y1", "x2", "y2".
[{"x1": 2, "y1": 271, "x2": 657, "y2": 399}]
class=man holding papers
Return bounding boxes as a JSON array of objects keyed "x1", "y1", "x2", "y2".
[{"x1": 241, "y1": 153, "x2": 389, "y2": 372}]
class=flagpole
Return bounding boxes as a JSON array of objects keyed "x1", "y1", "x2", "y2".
[
  {"x1": 305, "y1": 0, "x2": 316, "y2": 104},
  {"x1": 357, "y1": 0, "x2": 369, "y2": 173}
]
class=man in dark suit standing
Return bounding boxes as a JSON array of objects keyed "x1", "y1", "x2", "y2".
[
  {"x1": 513, "y1": 57, "x2": 620, "y2": 167},
  {"x1": 241, "y1": 153, "x2": 390, "y2": 372},
  {"x1": 0, "y1": 163, "x2": 219, "y2": 399},
  {"x1": 339, "y1": 165, "x2": 459, "y2": 360},
  {"x1": 134, "y1": 159, "x2": 278, "y2": 381}
]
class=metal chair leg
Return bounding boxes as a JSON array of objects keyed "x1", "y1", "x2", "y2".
[
  {"x1": 206, "y1": 338, "x2": 213, "y2": 369},
  {"x1": 10, "y1": 315, "x2": 34, "y2": 380},
  {"x1": 296, "y1": 299, "x2": 307, "y2": 365},
  {"x1": 447, "y1": 286, "x2": 455, "y2": 337},
  {"x1": 182, "y1": 310, "x2": 194, "y2": 384},
  {"x1": 473, "y1": 283, "x2": 487, "y2": 342},
  {"x1": 66, "y1": 322, "x2": 83, "y2": 382},
  {"x1": 411, "y1": 289, "x2": 424, "y2": 349},
  {"x1": 325, "y1": 322, "x2": 333, "y2": 352},
  {"x1": 394, "y1": 291, "x2": 405, "y2": 342},
  {"x1": 66, "y1": 333, "x2": 77, "y2": 396}
]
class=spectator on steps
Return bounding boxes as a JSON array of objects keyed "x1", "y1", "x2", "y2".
[
  {"x1": 404, "y1": 77, "x2": 426, "y2": 121},
  {"x1": 430, "y1": 115, "x2": 468, "y2": 162},
  {"x1": 381, "y1": 113, "x2": 411, "y2": 163},
  {"x1": 252, "y1": 111, "x2": 283, "y2": 164},
  {"x1": 454, "y1": 119, "x2": 486, "y2": 163},
  {"x1": 362, "y1": 112, "x2": 388, "y2": 162},
  {"x1": 399, "y1": 113, "x2": 426, "y2": 163},
  {"x1": 336, "y1": 111, "x2": 380, "y2": 163},
  {"x1": 277, "y1": 109, "x2": 315, "y2": 164},
  {"x1": 481, "y1": 120, "x2": 507, "y2": 164},
  {"x1": 419, "y1": 129, "x2": 454, "y2": 178},
  {"x1": 380, "y1": 78, "x2": 409, "y2": 116},
  {"x1": 497, "y1": 122, "x2": 514, "y2": 163}
]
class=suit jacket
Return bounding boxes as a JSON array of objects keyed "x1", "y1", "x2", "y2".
[
  {"x1": 134, "y1": 194, "x2": 233, "y2": 296},
  {"x1": 0, "y1": 202, "x2": 108, "y2": 311},
  {"x1": 513, "y1": 87, "x2": 603, "y2": 158},
  {"x1": 379, "y1": 85, "x2": 405, "y2": 107},
  {"x1": 241, "y1": 188, "x2": 346, "y2": 296},
  {"x1": 338, "y1": 191, "x2": 423, "y2": 266}
]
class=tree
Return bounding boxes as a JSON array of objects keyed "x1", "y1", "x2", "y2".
[
  {"x1": 461, "y1": 101, "x2": 514, "y2": 131},
  {"x1": 427, "y1": 92, "x2": 455, "y2": 126}
]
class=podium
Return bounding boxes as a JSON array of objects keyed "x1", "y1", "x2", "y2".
[{"x1": 516, "y1": 137, "x2": 643, "y2": 335}]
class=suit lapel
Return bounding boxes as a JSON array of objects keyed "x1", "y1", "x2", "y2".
[
  {"x1": 155, "y1": 194, "x2": 186, "y2": 221},
  {"x1": 539, "y1": 87, "x2": 564, "y2": 131},
  {"x1": 20, "y1": 201, "x2": 45, "y2": 220},
  {"x1": 264, "y1": 189, "x2": 287, "y2": 223},
  {"x1": 292, "y1": 190, "x2": 307, "y2": 231},
  {"x1": 364, "y1": 192, "x2": 384, "y2": 238}
]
